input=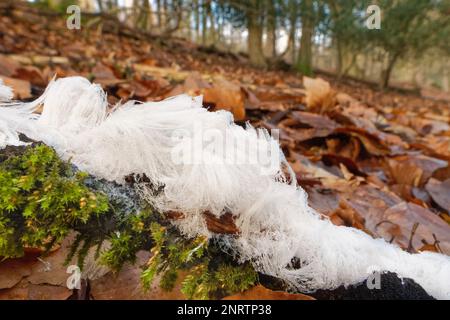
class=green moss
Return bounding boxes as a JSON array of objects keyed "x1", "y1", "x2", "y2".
[
  {"x1": 141, "y1": 222, "x2": 258, "y2": 300},
  {"x1": 99, "y1": 209, "x2": 155, "y2": 271},
  {"x1": 0, "y1": 144, "x2": 159, "y2": 270},
  {"x1": 0, "y1": 144, "x2": 109, "y2": 259},
  {"x1": 179, "y1": 259, "x2": 258, "y2": 300}
]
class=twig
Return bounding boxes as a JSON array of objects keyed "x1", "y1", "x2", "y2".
[{"x1": 407, "y1": 222, "x2": 419, "y2": 253}]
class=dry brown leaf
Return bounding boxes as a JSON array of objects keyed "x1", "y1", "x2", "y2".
[
  {"x1": 0, "y1": 258, "x2": 33, "y2": 289},
  {"x1": 388, "y1": 160, "x2": 424, "y2": 187},
  {"x1": 202, "y1": 211, "x2": 240, "y2": 235},
  {"x1": 13, "y1": 65, "x2": 46, "y2": 87},
  {"x1": 133, "y1": 64, "x2": 189, "y2": 81},
  {"x1": 332, "y1": 199, "x2": 368, "y2": 232},
  {"x1": 381, "y1": 202, "x2": 450, "y2": 254},
  {"x1": 303, "y1": 76, "x2": 336, "y2": 113},
  {"x1": 203, "y1": 78, "x2": 246, "y2": 120},
  {"x1": 0, "y1": 281, "x2": 72, "y2": 300},
  {"x1": 0, "y1": 54, "x2": 21, "y2": 77},
  {"x1": 334, "y1": 127, "x2": 390, "y2": 156},
  {"x1": 0, "y1": 76, "x2": 31, "y2": 99},
  {"x1": 425, "y1": 178, "x2": 450, "y2": 213},
  {"x1": 90, "y1": 251, "x2": 187, "y2": 300},
  {"x1": 92, "y1": 63, "x2": 123, "y2": 87},
  {"x1": 389, "y1": 155, "x2": 447, "y2": 187},
  {"x1": 167, "y1": 73, "x2": 246, "y2": 120}
]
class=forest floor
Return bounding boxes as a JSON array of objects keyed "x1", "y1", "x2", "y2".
[{"x1": 0, "y1": 2, "x2": 450, "y2": 300}]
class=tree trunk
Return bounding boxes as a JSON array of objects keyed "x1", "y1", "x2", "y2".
[
  {"x1": 201, "y1": 0, "x2": 208, "y2": 45},
  {"x1": 329, "y1": 0, "x2": 343, "y2": 77},
  {"x1": 296, "y1": 0, "x2": 314, "y2": 75},
  {"x1": 185, "y1": 6, "x2": 192, "y2": 40},
  {"x1": 133, "y1": 0, "x2": 139, "y2": 28},
  {"x1": 247, "y1": 0, "x2": 266, "y2": 67},
  {"x1": 156, "y1": 0, "x2": 162, "y2": 28},
  {"x1": 135, "y1": 0, "x2": 153, "y2": 30},
  {"x1": 141, "y1": 0, "x2": 151, "y2": 30},
  {"x1": 207, "y1": 1, "x2": 216, "y2": 45},
  {"x1": 280, "y1": 0, "x2": 297, "y2": 63},
  {"x1": 336, "y1": 38, "x2": 343, "y2": 77},
  {"x1": 217, "y1": 13, "x2": 223, "y2": 45},
  {"x1": 96, "y1": 0, "x2": 104, "y2": 12},
  {"x1": 161, "y1": 0, "x2": 182, "y2": 36},
  {"x1": 193, "y1": 0, "x2": 200, "y2": 42},
  {"x1": 265, "y1": 0, "x2": 277, "y2": 58},
  {"x1": 162, "y1": 0, "x2": 168, "y2": 27},
  {"x1": 381, "y1": 52, "x2": 399, "y2": 89}
]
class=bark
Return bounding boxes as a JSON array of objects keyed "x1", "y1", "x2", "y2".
[
  {"x1": 296, "y1": 0, "x2": 314, "y2": 75},
  {"x1": 216, "y1": 10, "x2": 223, "y2": 45},
  {"x1": 133, "y1": 0, "x2": 140, "y2": 28},
  {"x1": 265, "y1": 0, "x2": 277, "y2": 58},
  {"x1": 193, "y1": 0, "x2": 200, "y2": 42},
  {"x1": 135, "y1": 0, "x2": 153, "y2": 30},
  {"x1": 201, "y1": 0, "x2": 208, "y2": 45},
  {"x1": 381, "y1": 52, "x2": 400, "y2": 89},
  {"x1": 279, "y1": 0, "x2": 297, "y2": 62},
  {"x1": 246, "y1": 0, "x2": 266, "y2": 67},
  {"x1": 96, "y1": 0, "x2": 103, "y2": 12},
  {"x1": 207, "y1": 1, "x2": 216, "y2": 45},
  {"x1": 156, "y1": 0, "x2": 162, "y2": 28},
  {"x1": 336, "y1": 39, "x2": 343, "y2": 77},
  {"x1": 185, "y1": 7, "x2": 192, "y2": 40},
  {"x1": 329, "y1": 0, "x2": 343, "y2": 77},
  {"x1": 162, "y1": 0, "x2": 168, "y2": 27}
]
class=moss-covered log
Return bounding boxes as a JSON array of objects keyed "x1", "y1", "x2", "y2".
[
  {"x1": 0, "y1": 142, "x2": 434, "y2": 300},
  {"x1": 0, "y1": 142, "x2": 258, "y2": 300}
]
